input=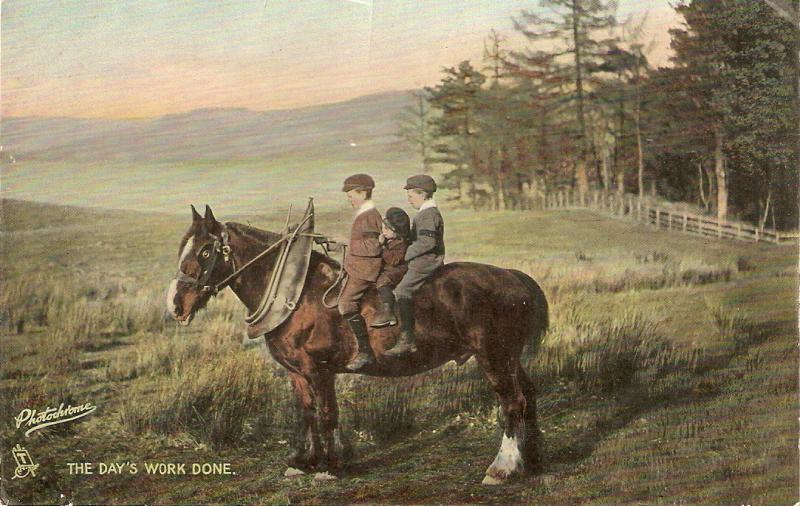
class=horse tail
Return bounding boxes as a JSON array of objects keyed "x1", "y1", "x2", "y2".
[{"x1": 507, "y1": 269, "x2": 548, "y2": 354}]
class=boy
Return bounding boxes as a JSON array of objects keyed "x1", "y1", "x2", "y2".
[
  {"x1": 339, "y1": 173, "x2": 383, "y2": 371},
  {"x1": 371, "y1": 207, "x2": 411, "y2": 328},
  {"x1": 384, "y1": 174, "x2": 445, "y2": 357}
]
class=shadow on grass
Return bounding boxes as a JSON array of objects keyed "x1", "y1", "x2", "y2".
[{"x1": 542, "y1": 319, "x2": 777, "y2": 471}]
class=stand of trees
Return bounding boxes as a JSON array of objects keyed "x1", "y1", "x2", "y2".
[{"x1": 397, "y1": 0, "x2": 799, "y2": 230}]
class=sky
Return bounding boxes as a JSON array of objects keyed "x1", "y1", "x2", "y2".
[{"x1": 2, "y1": 0, "x2": 679, "y2": 119}]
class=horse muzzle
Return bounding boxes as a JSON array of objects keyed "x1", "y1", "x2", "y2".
[{"x1": 166, "y1": 278, "x2": 198, "y2": 326}]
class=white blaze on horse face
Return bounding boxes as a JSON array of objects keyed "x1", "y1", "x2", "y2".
[
  {"x1": 166, "y1": 280, "x2": 180, "y2": 317},
  {"x1": 482, "y1": 434, "x2": 523, "y2": 485},
  {"x1": 178, "y1": 236, "x2": 195, "y2": 270},
  {"x1": 167, "y1": 236, "x2": 195, "y2": 318}
]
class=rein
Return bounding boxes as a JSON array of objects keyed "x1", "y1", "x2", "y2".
[
  {"x1": 174, "y1": 226, "x2": 292, "y2": 296},
  {"x1": 321, "y1": 246, "x2": 347, "y2": 309},
  {"x1": 214, "y1": 233, "x2": 291, "y2": 294},
  {"x1": 174, "y1": 215, "x2": 345, "y2": 312}
]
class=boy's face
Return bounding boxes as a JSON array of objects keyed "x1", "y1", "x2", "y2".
[
  {"x1": 381, "y1": 222, "x2": 397, "y2": 239},
  {"x1": 406, "y1": 189, "x2": 426, "y2": 209},
  {"x1": 346, "y1": 189, "x2": 368, "y2": 209}
]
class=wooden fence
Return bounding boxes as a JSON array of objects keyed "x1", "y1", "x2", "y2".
[{"x1": 542, "y1": 189, "x2": 799, "y2": 245}]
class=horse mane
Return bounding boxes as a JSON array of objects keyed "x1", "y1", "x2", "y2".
[
  {"x1": 225, "y1": 221, "x2": 341, "y2": 270},
  {"x1": 225, "y1": 222, "x2": 285, "y2": 245}
]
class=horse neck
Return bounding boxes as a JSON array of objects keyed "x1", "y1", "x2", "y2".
[
  {"x1": 223, "y1": 222, "x2": 282, "y2": 314},
  {"x1": 222, "y1": 222, "x2": 341, "y2": 314}
]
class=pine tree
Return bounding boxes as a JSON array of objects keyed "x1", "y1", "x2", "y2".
[
  {"x1": 661, "y1": 0, "x2": 798, "y2": 226},
  {"x1": 396, "y1": 91, "x2": 433, "y2": 173},
  {"x1": 512, "y1": 0, "x2": 618, "y2": 200},
  {"x1": 426, "y1": 61, "x2": 487, "y2": 206}
]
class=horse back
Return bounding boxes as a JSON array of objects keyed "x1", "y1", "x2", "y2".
[{"x1": 418, "y1": 262, "x2": 548, "y2": 350}]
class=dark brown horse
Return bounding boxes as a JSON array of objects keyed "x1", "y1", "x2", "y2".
[{"x1": 166, "y1": 205, "x2": 548, "y2": 484}]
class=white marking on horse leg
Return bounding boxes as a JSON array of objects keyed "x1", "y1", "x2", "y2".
[
  {"x1": 483, "y1": 434, "x2": 523, "y2": 485},
  {"x1": 166, "y1": 279, "x2": 179, "y2": 317}
]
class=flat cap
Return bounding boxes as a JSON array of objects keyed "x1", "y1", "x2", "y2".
[
  {"x1": 342, "y1": 173, "x2": 375, "y2": 192},
  {"x1": 403, "y1": 174, "x2": 437, "y2": 193}
]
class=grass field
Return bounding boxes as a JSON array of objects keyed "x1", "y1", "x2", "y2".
[{"x1": 1, "y1": 195, "x2": 797, "y2": 505}]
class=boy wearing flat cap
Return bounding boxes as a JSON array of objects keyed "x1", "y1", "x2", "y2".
[
  {"x1": 371, "y1": 207, "x2": 411, "y2": 328},
  {"x1": 385, "y1": 174, "x2": 445, "y2": 357},
  {"x1": 339, "y1": 173, "x2": 383, "y2": 371}
]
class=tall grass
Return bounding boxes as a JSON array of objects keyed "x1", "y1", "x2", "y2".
[
  {"x1": 481, "y1": 254, "x2": 736, "y2": 302},
  {"x1": 2, "y1": 275, "x2": 168, "y2": 352},
  {"x1": 112, "y1": 296, "x2": 762, "y2": 447},
  {"x1": 3, "y1": 214, "x2": 758, "y2": 457},
  {"x1": 532, "y1": 308, "x2": 668, "y2": 393},
  {"x1": 119, "y1": 350, "x2": 286, "y2": 448}
]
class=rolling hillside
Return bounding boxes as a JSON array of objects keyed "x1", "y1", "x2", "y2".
[{"x1": 1, "y1": 91, "x2": 414, "y2": 162}]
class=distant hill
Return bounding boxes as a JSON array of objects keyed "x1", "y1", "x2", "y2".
[{"x1": 1, "y1": 91, "x2": 415, "y2": 162}]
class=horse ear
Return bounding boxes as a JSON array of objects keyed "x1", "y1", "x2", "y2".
[
  {"x1": 204, "y1": 205, "x2": 217, "y2": 224},
  {"x1": 204, "y1": 205, "x2": 221, "y2": 234},
  {"x1": 191, "y1": 204, "x2": 202, "y2": 223}
]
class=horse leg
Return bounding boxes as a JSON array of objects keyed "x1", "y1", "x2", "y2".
[
  {"x1": 475, "y1": 353, "x2": 528, "y2": 485},
  {"x1": 517, "y1": 364, "x2": 543, "y2": 472},
  {"x1": 287, "y1": 372, "x2": 322, "y2": 471},
  {"x1": 311, "y1": 371, "x2": 341, "y2": 472}
]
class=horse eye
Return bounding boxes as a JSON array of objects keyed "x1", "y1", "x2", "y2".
[{"x1": 201, "y1": 250, "x2": 210, "y2": 259}]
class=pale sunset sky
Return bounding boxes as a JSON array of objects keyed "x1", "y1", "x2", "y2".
[{"x1": 2, "y1": 0, "x2": 679, "y2": 119}]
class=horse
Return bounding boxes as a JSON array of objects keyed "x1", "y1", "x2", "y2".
[{"x1": 166, "y1": 205, "x2": 549, "y2": 485}]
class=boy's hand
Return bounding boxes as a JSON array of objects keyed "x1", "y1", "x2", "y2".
[{"x1": 378, "y1": 233, "x2": 387, "y2": 245}]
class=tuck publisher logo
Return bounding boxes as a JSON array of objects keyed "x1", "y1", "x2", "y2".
[
  {"x1": 15, "y1": 401, "x2": 97, "y2": 437},
  {"x1": 12, "y1": 444, "x2": 39, "y2": 479}
]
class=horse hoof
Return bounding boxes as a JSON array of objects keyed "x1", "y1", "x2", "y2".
[
  {"x1": 284, "y1": 467, "x2": 306, "y2": 478},
  {"x1": 481, "y1": 474, "x2": 504, "y2": 486},
  {"x1": 314, "y1": 471, "x2": 338, "y2": 482}
]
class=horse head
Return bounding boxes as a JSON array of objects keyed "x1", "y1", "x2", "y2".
[{"x1": 166, "y1": 204, "x2": 234, "y2": 325}]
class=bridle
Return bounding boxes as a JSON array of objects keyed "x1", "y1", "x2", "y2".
[
  {"x1": 174, "y1": 227, "x2": 235, "y2": 295},
  {"x1": 172, "y1": 209, "x2": 337, "y2": 317},
  {"x1": 173, "y1": 224, "x2": 300, "y2": 297}
]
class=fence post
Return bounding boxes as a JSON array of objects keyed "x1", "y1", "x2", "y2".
[
  {"x1": 737, "y1": 223, "x2": 742, "y2": 241},
  {"x1": 683, "y1": 213, "x2": 687, "y2": 232},
  {"x1": 755, "y1": 227, "x2": 760, "y2": 243},
  {"x1": 717, "y1": 219, "x2": 722, "y2": 238}
]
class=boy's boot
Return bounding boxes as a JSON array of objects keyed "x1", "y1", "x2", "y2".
[
  {"x1": 345, "y1": 313, "x2": 375, "y2": 372},
  {"x1": 384, "y1": 297, "x2": 417, "y2": 357},
  {"x1": 371, "y1": 286, "x2": 397, "y2": 328}
]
